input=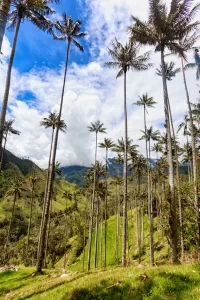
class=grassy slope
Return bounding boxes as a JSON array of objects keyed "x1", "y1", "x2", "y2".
[
  {"x1": 1, "y1": 263, "x2": 200, "y2": 299},
  {"x1": 63, "y1": 210, "x2": 170, "y2": 272}
]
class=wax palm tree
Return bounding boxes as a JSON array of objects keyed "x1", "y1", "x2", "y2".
[
  {"x1": 4, "y1": 180, "x2": 25, "y2": 262},
  {"x1": 129, "y1": 0, "x2": 200, "y2": 262},
  {"x1": 139, "y1": 126, "x2": 160, "y2": 264},
  {"x1": 134, "y1": 94, "x2": 156, "y2": 264},
  {"x1": 105, "y1": 38, "x2": 151, "y2": 266},
  {"x1": 151, "y1": 143, "x2": 163, "y2": 160},
  {"x1": 62, "y1": 190, "x2": 73, "y2": 269},
  {"x1": 156, "y1": 62, "x2": 180, "y2": 81},
  {"x1": 0, "y1": 0, "x2": 58, "y2": 161},
  {"x1": 92, "y1": 161, "x2": 107, "y2": 269},
  {"x1": 87, "y1": 121, "x2": 106, "y2": 270},
  {"x1": 37, "y1": 15, "x2": 86, "y2": 273},
  {"x1": 0, "y1": 119, "x2": 20, "y2": 171},
  {"x1": 26, "y1": 175, "x2": 38, "y2": 262},
  {"x1": 37, "y1": 113, "x2": 66, "y2": 266},
  {"x1": 0, "y1": 0, "x2": 10, "y2": 53},
  {"x1": 99, "y1": 138, "x2": 115, "y2": 268},
  {"x1": 129, "y1": 154, "x2": 146, "y2": 263}
]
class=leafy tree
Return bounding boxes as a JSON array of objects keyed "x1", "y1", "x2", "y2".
[
  {"x1": 26, "y1": 175, "x2": 38, "y2": 263},
  {"x1": 0, "y1": 119, "x2": 20, "y2": 171},
  {"x1": 87, "y1": 121, "x2": 106, "y2": 270},
  {"x1": 37, "y1": 15, "x2": 86, "y2": 273},
  {"x1": 0, "y1": 0, "x2": 58, "y2": 163},
  {"x1": 99, "y1": 138, "x2": 115, "y2": 268},
  {"x1": 4, "y1": 180, "x2": 25, "y2": 262},
  {"x1": 105, "y1": 38, "x2": 151, "y2": 266},
  {"x1": 129, "y1": 0, "x2": 200, "y2": 262}
]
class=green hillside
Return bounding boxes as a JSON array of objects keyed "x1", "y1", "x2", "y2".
[{"x1": 1, "y1": 263, "x2": 200, "y2": 299}]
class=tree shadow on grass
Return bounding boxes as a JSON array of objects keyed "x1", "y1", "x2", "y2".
[
  {"x1": 18, "y1": 273, "x2": 87, "y2": 300},
  {"x1": 67, "y1": 272, "x2": 200, "y2": 300}
]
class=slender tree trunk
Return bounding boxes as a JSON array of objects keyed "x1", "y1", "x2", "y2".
[
  {"x1": 181, "y1": 57, "x2": 200, "y2": 257},
  {"x1": 161, "y1": 50, "x2": 178, "y2": 263},
  {"x1": 104, "y1": 148, "x2": 108, "y2": 268},
  {"x1": 168, "y1": 97, "x2": 184, "y2": 261},
  {"x1": 0, "y1": 131, "x2": 7, "y2": 171},
  {"x1": 36, "y1": 41, "x2": 71, "y2": 274},
  {"x1": 122, "y1": 70, "x2": 128, "y2": 267},
  {"x1": 0, "y1": 17, "x2": 21, "y2": 160},
  {"x1": 0, "y1": 0, "x2": 10, "y2": 53},
  {"x1": 149, "y1": 139, "x2": 154, "y2": 265},
  {"x1": 94, "y1": 192, "x2": 99, "y2": 269},
  {"x1": 26, "y1": 186, "x2": 34, "y2": 263},
  {"x1": 4, "y1": 193, "x2": 17, "y2": 262},
  {"x1": 137, "y1": 174, "x2": 142, "y2": 264},
  {"x1": 37, "y1": 128, "x2": 55, "y2": 259},
  {"x1": 82, "y1": 213, "x2": 86, "y2": 272},
  {"x1": 87, "y1": 131, "x2": 98, "y2": 271},
  {"x1": 100, "y1": 220, "x2": 103, "y2": 268},
  {"x1": 63, "y1": 198, "x2": 68, "y2": 269}
]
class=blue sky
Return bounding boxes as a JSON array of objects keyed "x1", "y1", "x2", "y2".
[
  {"x1": 5, "y1": 0, "x2": 90, "y2": 73},
  {"x1": 1, "y1": 0, "x2": 199, "y2": 167}
]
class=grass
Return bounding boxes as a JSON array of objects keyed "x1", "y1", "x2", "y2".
[
  {"x1": 65, "y1": 209, "x2": 170, "y2": 272},
  {"x1": 1, "y1": 263, "x2": 200, "y2": 299}
]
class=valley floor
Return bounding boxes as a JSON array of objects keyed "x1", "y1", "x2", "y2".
[{"x1": 1, "y1": 263, "x2": 200, "y2": 299}]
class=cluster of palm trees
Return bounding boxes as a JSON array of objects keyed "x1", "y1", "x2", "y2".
[{"x1": 1, "y1": 0, "x2": 200, "y2": 272}]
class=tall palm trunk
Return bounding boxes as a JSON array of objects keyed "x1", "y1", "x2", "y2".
[
  {"x1": 144, "y1": 105, "x2": 154, "y2": 264},
  {"x1": 0, "y1": 0, "x2": 10, "y2": 53},
  {"x1": 37, "y1": 127, "x2": 54, "y2": 259},
  {"x1": 4, "y1": 192, "x2": 17, "y2": 262},
  {"x1": 82, "y1": 213, "x2": 87, "y2": 272},
  {"x1": 104, "y1": 148, "x2": 108, "y2": 268},
  {"x1": 26, "y1": 185, "x2": 34, "y2": 262},
  {"x1": 36, "y1": 41, "x2": 71, "y2": 274},
  {"x1": 94, "y1": 178, "x2": 99, "y2": 269},
  {"x1": 168, "y1": 98, "x2": 184, "y2": 261},
  {"x1": 63, "y1": 198, "x2": 68, "y2": 269},
  {"x1": 181, "y1": 57, "x2": 200, "y2": 256},
  {"x1": 137, "y1": 174, "x2": 142, "y2": 264},
  {"x1": 148, "y1": 139, "x2": 154, "y2": 265},
  {"x1": 161, "y1": 50, "x2": 178, "y2": 263},
  {"x1": 0, "y1": 130, "x2": 8, "y2": 171},
  {"x1": 122, "y1": 70, "x2": 128, "y2": 267},
  {"x1": 87, "y1": 132, "x2": 98, "y2": 271},
  {"x1": 0, "y1": 17, "x2": 21, "y2": 159}
]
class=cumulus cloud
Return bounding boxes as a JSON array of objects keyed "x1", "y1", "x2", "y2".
[{"x1": 0, "y1": 0, "x2": 199, "y2": 168}]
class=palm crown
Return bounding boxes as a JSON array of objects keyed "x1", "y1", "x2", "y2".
[
  {"x1": 4, "y1": 119, "x2": 20, "y2": 136},
  {"x1": 9, "y1": 0, "x2": 57, "y2": 32},
  {"x1": 53, "y1": 14, "x2": 87, "y2": 51},
  {"x1": 129, "y1": 0, "x2": 200, "y2": 58},
  {"x1": 88, "y1": 120, "x2": 107, "y2": 134},
  {"x1": 139, "y1": 126, "x2": 160, "y2": 142},
  {"x1": 134, "y1": 94, "x2": 156, "y2": 112},
  {"x1": 99, "y1": 138, "x2": 115, "y2": 150},
  {"x1": 156, "y1": 62, "x2": 180, "y2": 81},
  {"x1": 105, "y1": 38, "x2": 152, "y2": 77},
  {"x1": 40, "y1": 112, "x2": 67, "y2": 132}
]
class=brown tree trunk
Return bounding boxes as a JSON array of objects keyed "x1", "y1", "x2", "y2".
[
  {"x1": 161, "y1": 50, "x2": 178, "y2": 263},
  {"x1": 0, "y1": 130, "x2": 7, "y2": 171},
  {"x1": 4, "y1": 193, "x2": 17, "y2": 263},
  {"x1": 122, "y1": 70, "x2": 128, "y2": 267},
  {"x1": 104, "y1": 148, "x2": 108, "y2": 268},
  {"x1": 181, "y1": 58, "x2": 200, "y2": 257},
  {"x1": 87, "y1": 131, "x2": 98, "y2": 271},
  {"x1": 0, "y1": 17, "x2": 21, "y2": 160},
  {"x1": 26, "y1": 186, "x2": 34, "y2": 263},
  {"x1": 36, "y1": 41, "x2": 70, "y2": 274},
  {"x1": 0, "y1": 0, "x2": 10, "y2": 53}
]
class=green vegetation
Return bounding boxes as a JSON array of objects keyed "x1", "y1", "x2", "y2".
[{"x1": 1, "y1": 264, "x2": 200, "y2": 299}]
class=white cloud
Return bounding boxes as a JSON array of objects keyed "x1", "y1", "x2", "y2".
[{"x1": 0, "y1": 1, "x2": 200, "y2": 168}]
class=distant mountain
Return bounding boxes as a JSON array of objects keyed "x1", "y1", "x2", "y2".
[{"x1": 3, "y1": 149, "x2": 42, "y2": 176}]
